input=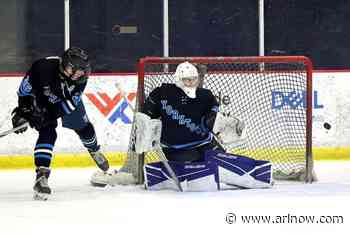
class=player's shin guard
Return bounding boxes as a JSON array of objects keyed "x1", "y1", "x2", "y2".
[
  {"x1": 75, "y1": 123, "x2": 109, "y2": 171},
  {"x1": 205, "y1": 150, "x2": 273, "y2": 189},
  {"x1": 144, "y1": 161, "x2": 218, "y2": 191},
  {"x1": 88, "y1": 148, "x2": 109, "y2": 172}
]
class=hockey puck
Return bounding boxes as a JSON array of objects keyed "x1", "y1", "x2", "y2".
[{"x1": 323, "y1": 122, "x2": 331, "y2": 130}]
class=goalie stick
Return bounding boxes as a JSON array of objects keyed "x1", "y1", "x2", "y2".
[
  {"x1": 0, "y1": 122, "x2": 29, "y2": 138},
  {"x1": 115, "y1": 82, "x2": 183, "y2": 191}
]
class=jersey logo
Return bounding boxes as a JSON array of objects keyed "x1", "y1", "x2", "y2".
[
  {"x1": 72, "y1": 94, "x2": 81, "y2": 106},
  {"x1": 22, "y1": 76, "x2": 32, "y2": 93},
  {"x1": 18, "y1": 76, "x2": 32, "y2": 96},
  {"x1": 161, "y1": 100, "x2": 207, "y2": 136},
  {"x1": 43, "y1": 86, "x2": 60, "y2": 103},
  {"x1": 61, "y1": 81, "x2": 75, "y2": 95},
  {"x1": 180, "y1": 96, "x2": 188, "y2": 105},
  {"x1": 67, "y1": 85, "x2": 75, "y2": 93}
]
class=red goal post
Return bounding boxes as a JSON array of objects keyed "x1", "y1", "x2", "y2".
[{"x1": 122, "y1": 56, "x2": 313, "y2": 184}]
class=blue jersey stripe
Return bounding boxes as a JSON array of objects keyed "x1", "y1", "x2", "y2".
[
  {"x1": 35, "y1": 144, "x2": 54, "y2": 149},
  {"x1": 34, "y1": 153, "x2": 52, "y2": 160},
  {"x1": 61, "y1": 102, "x2": 71, "y2": 114},
  {"x1": 163, "y1": 134, "x2": 213, "y2": 149}
]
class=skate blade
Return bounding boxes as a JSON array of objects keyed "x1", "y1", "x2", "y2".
[
  {"x1": 33, "y1": 191, "x2": 49, "y2": 201},
  {"x1": 90, "y1": 180, "x2": 108, "y2": 188}
]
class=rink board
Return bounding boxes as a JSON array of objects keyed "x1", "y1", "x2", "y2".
[
  {"x1": 1, "y1": 71, "x2": 350, "y2": 168},
  {"x1": 0, "y1": 147, "x2": 349, "y2": 169},
  {"x1": 0, "y1": 152, "x2": 126, "y2": 169}
]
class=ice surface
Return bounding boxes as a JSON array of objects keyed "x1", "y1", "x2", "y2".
[{"x1": 0, "y1": 161, "x2": 349, "y2": 233}]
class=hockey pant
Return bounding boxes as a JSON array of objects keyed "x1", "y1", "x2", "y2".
[
  {"x1": 62, "y1": 102, "x2": 100, "y2": 152},
  {"x1": 144, "y1": 149, "x2": 273, "y2": 191},
  {"x1": 34, "y1": 103, "x2": 99, "y2": 168}
]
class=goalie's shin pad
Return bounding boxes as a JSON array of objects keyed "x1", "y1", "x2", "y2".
[
  {"x1": 144, "y1": 161, "x2": 219, "y2": 191},
  {"x1": 205, "y1": 150, "x2": 273, "y2": 189}
]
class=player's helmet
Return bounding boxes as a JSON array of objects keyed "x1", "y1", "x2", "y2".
[
  {"x1": 174, "y1": 61, "x2": 199, "y2": 98},
  {"x1": 61, "y1": 47, "x2": 91, "y2": 83}
]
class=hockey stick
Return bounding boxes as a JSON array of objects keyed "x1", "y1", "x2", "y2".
[
  {"x1": 115, "y1": 82, "x2": 183, "y2": 191},
  {"x1": 155, "y1": 148, "x2": 183, "y2": 191},
  {"x1": 0, "y1": 122, "x2": 29, "y2": 138}
]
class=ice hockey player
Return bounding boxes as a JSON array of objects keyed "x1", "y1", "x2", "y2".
[
  {"x1": 11, "y1": 47, "x2": 110, "y2": 200},
  {"x1": 139, "y1": 61, "x2": 273, "y2": 191}
]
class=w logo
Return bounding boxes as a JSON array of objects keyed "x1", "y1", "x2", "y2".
[{"x1": 85, "y1": 92, "x2": 136, "y2": 124}]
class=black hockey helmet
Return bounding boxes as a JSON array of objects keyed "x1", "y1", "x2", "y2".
[{"x1": 61, "y1": 47, "x2": 91, "y2": 83}]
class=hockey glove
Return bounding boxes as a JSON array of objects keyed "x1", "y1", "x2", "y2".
[
  {"x1": 11, "y1": 107, "x2": 29, "y2": 134},
  {"x1": 12, "y1": 104, "x2": 49, "y2": 132}
]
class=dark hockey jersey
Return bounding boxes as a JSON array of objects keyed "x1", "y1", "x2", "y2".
[
  {"x1": 142, "y1": 83, "x2": 219, "y2": 149},
  {"x1": 17, "y1": 57, "x2": 87, "y2": 120}
]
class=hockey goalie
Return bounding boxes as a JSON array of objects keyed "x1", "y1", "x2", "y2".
[
  {"x1": 141, "y1": 111, "x2": 273, "y2": 191},
  {"x1": 91, "y1": 61, "x2": 273, "y2": 191}
]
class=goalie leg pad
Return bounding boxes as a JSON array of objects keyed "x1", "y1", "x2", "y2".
[
  {"x1": 254, "y1": 159, "x2": 273, "y2": 184},
  {"x1": 205, "y1": 150, "x2": 273, "y2": 189},
  {"x1": 144, "y1": 161, "x2": 218, "y2": 191}
]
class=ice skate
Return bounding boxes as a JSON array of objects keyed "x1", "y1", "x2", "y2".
[
  {"x1": 33, "y1": 167, "x2": 51, "y2": 201},
  {"x1": 89, "y1": 149, "x2": 110, "y2": 171}
]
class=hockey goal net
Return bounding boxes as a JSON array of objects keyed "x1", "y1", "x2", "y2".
[{"x1": 120, "y1": 56, "x2": 313, "y2": 184}]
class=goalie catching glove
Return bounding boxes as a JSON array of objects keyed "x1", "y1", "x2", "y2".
[{"x1": 212, "y1": 112, "x2": 246, "y2": 147}]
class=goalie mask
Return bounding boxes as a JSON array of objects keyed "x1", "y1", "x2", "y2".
[
  {"x1": 60, "y1": 47, "x2": 91, "y2": 84},
  {"x1": 174, "y1": 61, "x2": 199, "y2": 98}
]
